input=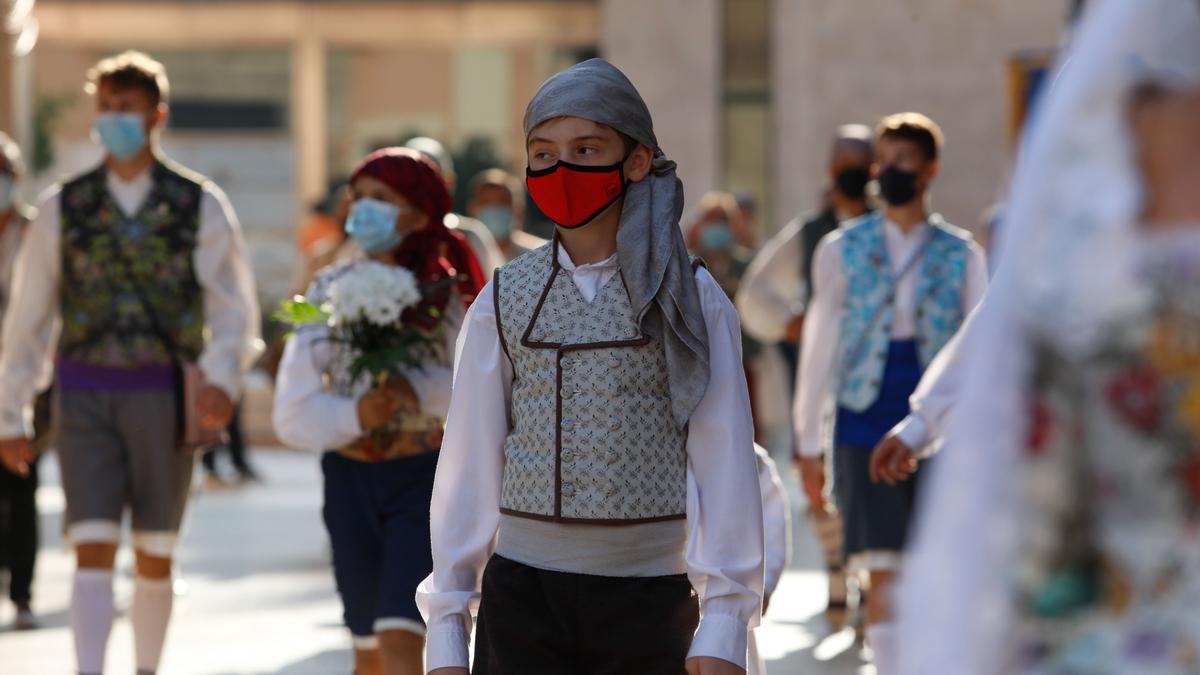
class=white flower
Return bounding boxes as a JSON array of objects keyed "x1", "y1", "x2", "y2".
[{"x1": 326, "y1": 260, "x2": 422, "y2": 328}]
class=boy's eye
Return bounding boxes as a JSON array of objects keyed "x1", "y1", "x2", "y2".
[
  {"x1": 578, "y1": 146, "x2": 597, "y2": 155},
  {"x1": 533, "y1": 151, "x2": 553, "y2": 160}
]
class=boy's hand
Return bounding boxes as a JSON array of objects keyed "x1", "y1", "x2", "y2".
[
  {"x1": 357, "y1": 387, "x2": 399, "y2": 431},
  {"x1": 685, "y1": 656, "x2": 746, "y2": 675},
  {"x1": 796, "y1": 456, "x2": 826, "y2": 510},
  {"x1": 870, "y1": 433, "x2": 918, "y2": 485},
  {"x1": 0, "y1": 437, "x2": 32, "y2": 477}
]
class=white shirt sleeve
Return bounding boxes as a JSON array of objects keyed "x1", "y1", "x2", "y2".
[
  {"x1": 271, "y1": 323, "x2": 364, "y2": 452},
  {"x1": 685, "y1": 268, "x2": 766, "y2": 669},
  {"x1": 0, "y1": 189, "x2": 61, "y2": 438},
  {"x1": 417, "y1": 280, "x2": 512, "y2": 672},
  {"x1": 757, "y1": 449, "x2": 791, "y2": 599},
  {"x1": 898, "y1": 288, "x2": 1028, "y2": 675},
  {"x1": 892, "y1": 295, "x2": 990, "y2": 455},
  {"x1": 793, "y1": 235, "x2": 845, "y2": 457},
  {"x1": 735, "y1": 219, "x2": 805, "y2": 343},
  {"x1": 194, "y1": 183, "x2": 263, "y2": 399}
]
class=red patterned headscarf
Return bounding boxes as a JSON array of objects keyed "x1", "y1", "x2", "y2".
[{"x1": 350, "y1": 147, "x2": 485, "y2": 321}]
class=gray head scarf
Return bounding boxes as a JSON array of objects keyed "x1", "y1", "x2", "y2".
[{"x1": 523, "y1": 58, "x2": 709, "y2": 428}]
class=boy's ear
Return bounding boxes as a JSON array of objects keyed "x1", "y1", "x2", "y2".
[{"x1": 624, "y1": 145, "x2": 655, "y2": 183}]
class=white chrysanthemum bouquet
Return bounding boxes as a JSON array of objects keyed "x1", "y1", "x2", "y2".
[{"x1": 277, "y1": 261, "x2": 442, "y2": 385}]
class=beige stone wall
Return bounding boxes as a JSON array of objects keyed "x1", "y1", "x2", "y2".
[
  {"x1": 771, "y1": 0, "x2": 1070, "y2": 234},
  {"x1": 600, "y1": 0, "x2": 722, "y2": 215}
]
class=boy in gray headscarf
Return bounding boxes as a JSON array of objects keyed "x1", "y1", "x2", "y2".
[{"x1": 417, "y1": 59, "x2": 764, "y2": 675}]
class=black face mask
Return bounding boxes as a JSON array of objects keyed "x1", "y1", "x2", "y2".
[
  {"x1": 834, "y1": 166, "x2": 870, "y2": 200},
  {"x1": 877, "y1": 164, "x2": 921, "y2": 206}
]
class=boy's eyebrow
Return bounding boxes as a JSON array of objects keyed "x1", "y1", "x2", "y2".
[{"x1": 527, "y1": 134, "x2": 611, "y2": 147}]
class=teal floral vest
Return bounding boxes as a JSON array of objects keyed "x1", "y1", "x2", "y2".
[
  {"x1": 58, "y1": 161, "x2": 206, "y2": 367},
  {"x1": 837, "y1": 212, "x2": 971, "y2": 411}
]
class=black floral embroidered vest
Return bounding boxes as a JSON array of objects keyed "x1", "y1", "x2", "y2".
[{"x1": 58, "y1": 160, "x2": 206, "y2": 367}]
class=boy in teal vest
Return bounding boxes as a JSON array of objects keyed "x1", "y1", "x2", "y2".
[
  {"x1": 0, "y1": 51, "x2": 260, "y2": 675},
  {"x1": 793, "y1": 113, "x2": 988, "y2": 674}
]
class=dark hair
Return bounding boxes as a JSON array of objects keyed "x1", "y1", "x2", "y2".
[
  {"x1": 86, "y1": 51, "x2": 170, "y2": 105},
  {"x1": 876, "y1": 112, "x2": 943, "y2": 161}
]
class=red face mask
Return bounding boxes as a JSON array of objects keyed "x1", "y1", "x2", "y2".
[{"x1": 526, "y1": 160, "x2": 627, "y2": 229}]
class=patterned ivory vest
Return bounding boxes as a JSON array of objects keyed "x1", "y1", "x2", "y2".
[
  {"x1": 58, "y1": 161, "x2": 205, "y2": 367},
  {"x1": 494, "y1": 242, "x2": 688, "y2": 524},
  {"x1": 837, "y1": 212, "x2": 971, "y2": 411}
]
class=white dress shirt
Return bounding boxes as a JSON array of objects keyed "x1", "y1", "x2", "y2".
[
  {"x1": 735, "y1": 217, "x2": 809, "y2": 343},
  {"x1": 0, "y1": 166, "x2": 262, "y2": 438},
  {"x1": 793, "y1": 219, "x2": 988, "y2": 457},
  {"x1": 271, "y1": 263, "x2": 464, "y2": 452},
  {"x1": 416, "y1": 244, "x2": 765, "y2": 671}
]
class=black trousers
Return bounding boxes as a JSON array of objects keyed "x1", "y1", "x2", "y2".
[
  {"x1": 473, "y1": 555, "x2": 699, "y2": 675},
  {"x1": 0, "y1": 458, "x2": 38, "y2": 603}
]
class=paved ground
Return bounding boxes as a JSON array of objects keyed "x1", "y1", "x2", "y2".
[{"x1": 0, "y1": 449, "x2": 871, "y2": 674}]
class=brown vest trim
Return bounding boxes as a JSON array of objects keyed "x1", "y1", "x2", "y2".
[
  {"x1": 493, "y1": 274, "x2": 512, "y2": 365},
  {"x1": 519, "y1": 238, "x2": 650, "y2": 351}
]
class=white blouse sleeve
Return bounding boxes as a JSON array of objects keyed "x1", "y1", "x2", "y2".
[
  {"x1": 898, "y1": 289, "x2": 1029, "y2": 675},
  {"x1": 194, "y1": 183, "x2": 263, "y2": 399},
  {"x1": 0, "y1": 190, "x2": 61, "y2": 438},
  {"x1": 684, "y1": 268, "x2": 766, "y2": 670},
  {"x1": 271, "y1": 322, "x2": 364, "y2": 452},
  {"x1": 735, "y1": 218, "x2": 805, "y2": 343},
  {"x1": 893, "y1": 297, "x2": 987, "y2": 455},
  {"x1": 417, "y1": 280, "x2": 513, "y2": 672},
  {"x1": 793, "y1": 235, "x2": 845, "y2": 457}
]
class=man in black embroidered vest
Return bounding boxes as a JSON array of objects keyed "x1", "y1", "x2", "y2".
[{"x1": 0, "y1": 51, "x2": 261, "y2": 675}]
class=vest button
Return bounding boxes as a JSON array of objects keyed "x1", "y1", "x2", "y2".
[
  {"x1": 562, "y1": 481, "x2": 575, "y2": 494},
  {"x1": 562, "y1": 418, "x2": 575, "y2": 431},
  {"x1": 561, "y1": 389, "x2": 573, "y2": 400},
  {"x1": 561, "y1": 448, "x2": 574, "y2": 462},
  {"x1": 608, "y1": 357, "x2": 621, "y2": 369}
]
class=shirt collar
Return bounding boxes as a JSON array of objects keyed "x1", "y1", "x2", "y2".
[
  {"x1": 883, "y1": 217, "x2": 929, "y2": 241},
  {"x1": 556, "y1": 241, "x2": 620, "y2": 273}
]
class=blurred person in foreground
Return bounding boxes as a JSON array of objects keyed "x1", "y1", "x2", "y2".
[
  {"x1": 793, "y1": 113, "x2": 988, "y2": 673},
  {"x1": 467, "y1": 168, "x2": 547, "y2": 264},
  {"x1": 0, "y1": 51, "x2": 261, "y2": 675},
  {"x1": 274, "y1": 147, "x2": 483, "y2": 675},
  {"x1": 898, "y1": 1, "x2": 1200, "y2": 672}
]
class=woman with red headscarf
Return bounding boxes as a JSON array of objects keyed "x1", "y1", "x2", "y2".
[{"x1": 273, "y1": 148, "x2": 483, "y2": 675}]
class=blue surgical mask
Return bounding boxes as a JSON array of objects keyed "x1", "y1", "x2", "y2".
[
  {"x1": 346, "y1": 197, "x2": 406, "y2": 254},
  {"x1": 477, "y1": 205, "x2": 514, "y2": 239},
  {"x1": 93, "y1": 112, "x2": 149, "y2": 160},
  {"x1": 699, "y1": 221, "x2": 734, "y2": 252},
  {"x1": 0, "y1": 175, "x2": 14, "y2": 212}
]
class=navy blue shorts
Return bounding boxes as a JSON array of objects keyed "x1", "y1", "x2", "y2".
[{"x1": 321, "y1": 450, "x2": 438, "y2": 639}]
